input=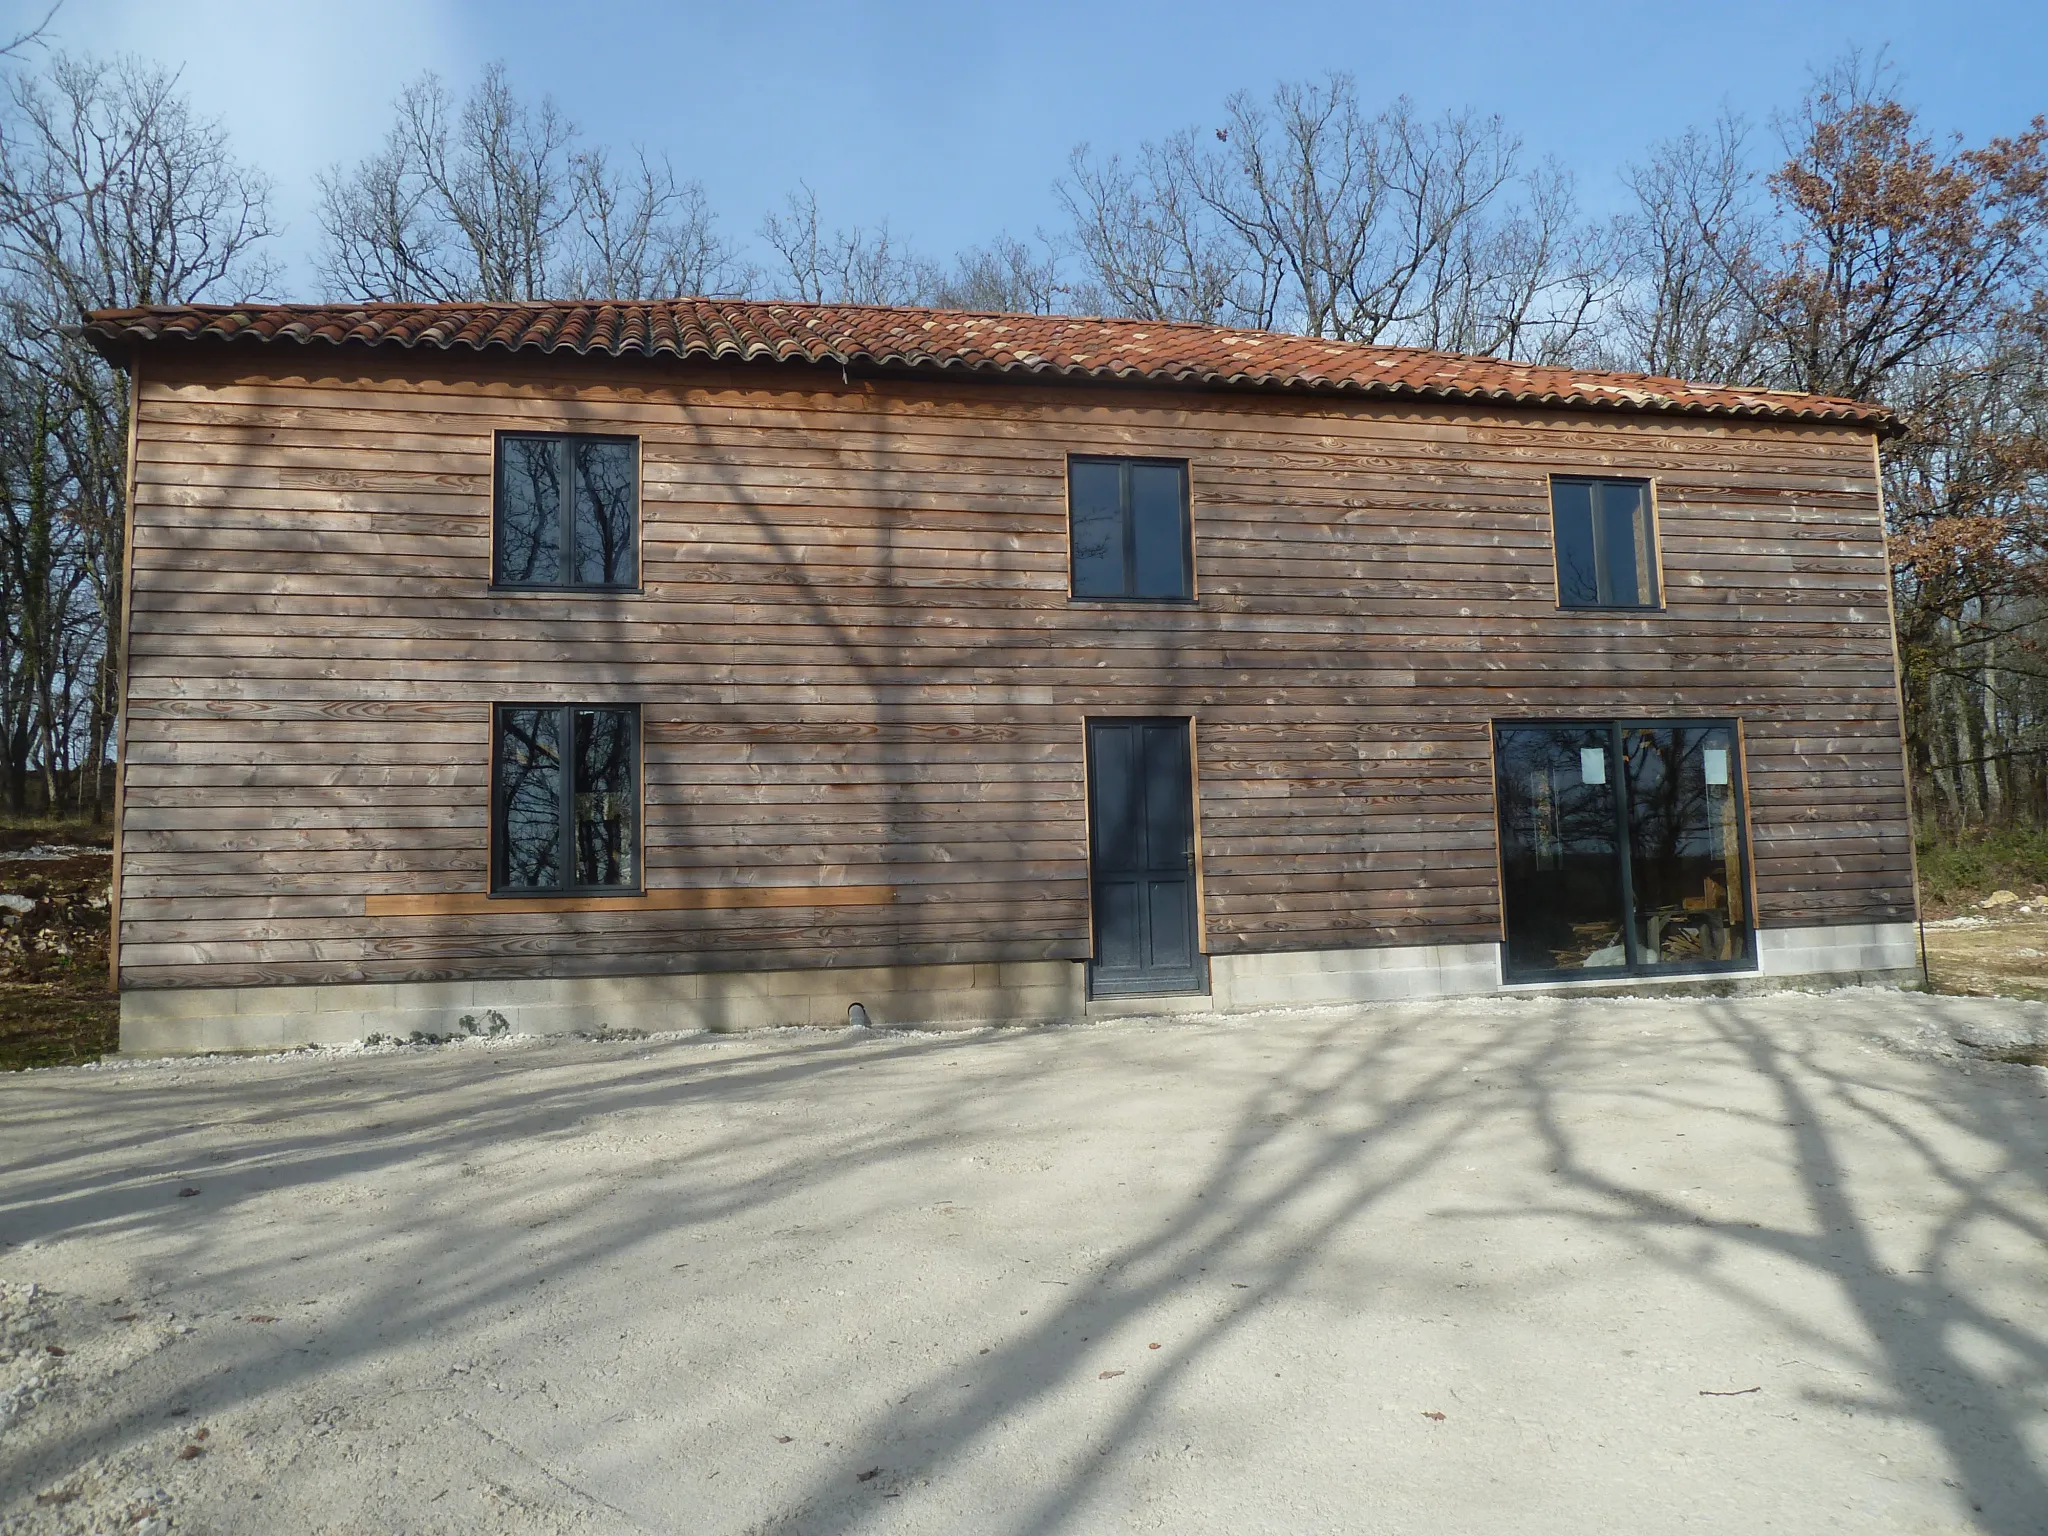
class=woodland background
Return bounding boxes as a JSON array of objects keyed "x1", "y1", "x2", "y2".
[{"x1": 2, "y1": 19, "x2": 2045, "y2": 840}]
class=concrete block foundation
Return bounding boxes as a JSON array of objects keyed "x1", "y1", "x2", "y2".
[
  {"x1": 119, "y1": 921, "x2": 1924, "y2": 1054},
  {"x1": 119, "y1": 961, "x2": 1086, "y2": 1055}
]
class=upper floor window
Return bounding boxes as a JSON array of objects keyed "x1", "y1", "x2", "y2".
[
  {"x1": 492, "y1": 704, "x2": 639, "y2": 893},
  {"x1": 494, "y1": 432, "x2": 638, "y2": 589},
  {"x1": 1551, "y1": 476, "x2": 1659, "y2": 609},
  {"x1": 1069, "y1": 456, "x2": 1193, "y2": 601}
]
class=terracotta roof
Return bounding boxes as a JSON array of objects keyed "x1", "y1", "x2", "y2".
[{"x1": 80, "y1": 299, "x2": 1898, "y2": 435}]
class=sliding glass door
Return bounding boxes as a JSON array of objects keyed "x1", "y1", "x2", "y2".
[{"x1": 1495, "y1": 720, "x2": 1751, "y2": 981}]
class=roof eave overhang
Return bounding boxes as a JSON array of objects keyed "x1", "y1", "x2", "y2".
[{"x1": 81, "y1": 322, "x2": 1906, "y2": 439}]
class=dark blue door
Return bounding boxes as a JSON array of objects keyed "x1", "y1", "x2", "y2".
[{"x1": 1087, "y1": 719, "x2": 1206, "y2": 997}]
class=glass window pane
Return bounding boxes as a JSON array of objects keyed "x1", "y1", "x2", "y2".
[
  {"x1": 1495, "y1": 724, "x2": 1628, "y2": 976},
  {"x1": 497, "y1": 708, "x2": 562, "y2": 889},
  {"x1": 572, "y1": 439, "x2": 637, "y2": 586},
  {"x1": 496, "y1": 437, "x2": 562, "y2": 586},
  {"x1": 1090, "y1": 722, "x2": 1140, "y2": 873},
  {"x1": 1140, "y1": 722, "x2": 1190, "y2": 869},
  {"x1": 1595, "y1": 482, "x2": 1645, "y2": 606},
  {"x1": 1130, "y1": 463, "x2": 1190, "y2": 599},
  {"x1": 1551, "y1": 480, "x2": 1598, "y2": 606},
  {"x1": 1624, "y1": 725, "x2": 1749, "y2": 967},
  {"x1": 573, "y1": 709, "x2": 637, "y2": 888},
  {"x1": 1070, "y1": 460, "x2": 1126, "y2": 597}
]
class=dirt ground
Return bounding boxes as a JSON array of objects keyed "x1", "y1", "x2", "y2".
[
  {"x1": 1924, "y1": 911, "x2": 2048, "y2": 1020},
  {"x1": 0, "y1": 991, "x2": 2043, "y2": 1536},
  {"x1": 0, "y1": 831, "x2": 115, "y2": 1073}
]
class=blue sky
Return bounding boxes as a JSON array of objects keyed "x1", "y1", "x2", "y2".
[{"x1": 15, "y1": 0, "x2": 2048, "y2": 297}]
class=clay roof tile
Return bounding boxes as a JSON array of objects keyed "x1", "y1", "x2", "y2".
[{"x1": 76, "y1": 297, "x2": 1900, "y2": 435}]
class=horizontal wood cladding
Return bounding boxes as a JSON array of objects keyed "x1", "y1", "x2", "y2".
[{"x1": 117, "y1": 351, "x2": 1915, "y2": 990}]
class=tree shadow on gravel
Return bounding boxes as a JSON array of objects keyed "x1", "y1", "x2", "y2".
[
  {"x1": 737, "y1": 994, "x2": 2048, "y2": 1535},
  {"x1": 1481, "y1": 993, "x2": 2048, "y2": 1536},
  {"x1": 0, "y1": 1012, "x2": 1508, "y2": 1530},
  {"x1": 0, "y1": 1028, "x2": 988, "y2": 1509},
  {"x1": 0, "y1": 995, "x2": 2043, "y2": 1534}
]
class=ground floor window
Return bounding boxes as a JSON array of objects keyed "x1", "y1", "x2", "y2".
[
  {"x1": 492, "y1": 705, "x2": 640, "y2": 894},
  {"x1": 1494, "y1": 720, "x2": 1751, "y2": 981}
]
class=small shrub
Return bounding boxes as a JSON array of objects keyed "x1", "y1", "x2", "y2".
[
  {"x1": 362, "y1": 1009, "x2": 510, "y2": 1050},
  {"x1": 1917, "y1": 824, "x2": 2048, "y2": 912},
  {"x1": 573, "y1": 1025, "x2": 648, "y2": 1042}
]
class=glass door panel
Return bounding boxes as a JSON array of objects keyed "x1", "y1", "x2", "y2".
[
  {"x1": 1622, "y1": 725, "x2": 1750, "y2": 967},
  {"x1": 1495, "y1": 724, "x2": 1630, "y2": 977}
]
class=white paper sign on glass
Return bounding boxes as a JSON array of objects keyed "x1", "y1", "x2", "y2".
[
  {"x1": 1579, "y1": 747, "x2": 1607, "y2": 785},
  {"x1": 1703, "y1": 747, "x2": 1730, "y2": 786}
]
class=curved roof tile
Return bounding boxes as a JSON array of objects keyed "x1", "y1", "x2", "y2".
[{"x1": 79, "y1": 298, "x2": 1899, "y2": 434}]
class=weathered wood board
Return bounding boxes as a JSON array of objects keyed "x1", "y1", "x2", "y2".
[{"x1": 116, "y1": 351, "x2": 1913, "y2": 989}]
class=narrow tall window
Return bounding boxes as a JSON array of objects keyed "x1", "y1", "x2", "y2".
[
  {"x1": 1551, "y1": 476, "x2": 1658, "y2": 609},
  {"x1": 492, "y1": 705, "x2": 639, "y2": 893},
  {"x1": 494, "y1": 433, "x2": 638, "y2": 588},
  {"x1": 1069, "y1": 456, "x2": 1193, "y2": 600}
]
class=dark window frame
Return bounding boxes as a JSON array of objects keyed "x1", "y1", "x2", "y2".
[
  {"x1": 489, "y1": 703, "x2": 644, "y2": 897},
  {"x1": 491, "y1": 430, "x2": 643, "y2": 593},
  {"x1": 1491, "y1": 715, "x2": 1755, "y2": 983},
  {"x1": 1066, "y1": 454, "x2": 1197, "y2": 603},
  {"x1": 1548, "y1": 474, "x2": 1663, "y2": 612}
]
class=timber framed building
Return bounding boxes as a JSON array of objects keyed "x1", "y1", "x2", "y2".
[{"x1": 83, "y1": 300, "x2": 1920, "y2": 1053}]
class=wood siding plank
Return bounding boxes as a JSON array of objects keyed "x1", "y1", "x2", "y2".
[{"x1": 117, "y1": 350, "x2": 1914, "y2": 989}]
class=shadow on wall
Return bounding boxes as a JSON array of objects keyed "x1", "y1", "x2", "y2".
[{"x1": 0, "y1": 995, "x2": 2043, "y2": 1533}]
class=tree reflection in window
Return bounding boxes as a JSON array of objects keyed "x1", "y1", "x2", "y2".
[
  {"x1": 493, "y1": 705, "x2": 637, "y2": 892},
  {"x1": 573, "y1": 708, "x2": 637, "y2": 887},
  {"x1": 572, "y1": 439, "x2": 637, "y2": 586},
  {"x1": 1552, "y1": 477, "x2": 1657, "y2": 608},
  {"x1": 496, "y1": 708, "x2": 563, "y2": 889},
  {"x1": 496, "y1": 437, "x2": 563, "y2": 586},
  {"x1": 1495, "y1": 719, "x2": 1750, "y2": 978},
  {"x1": 494, "y1": 433, "x2": 637, "y2": 588}
]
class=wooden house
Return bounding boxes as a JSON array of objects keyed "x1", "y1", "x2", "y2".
[{"x1": 82, "y1": 300, "x2": 1919, "y2": 1053}]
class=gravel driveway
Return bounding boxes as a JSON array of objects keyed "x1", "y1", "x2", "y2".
[{"x1": 2, "y1": 991, "x2": 2045, "y2": 1535}]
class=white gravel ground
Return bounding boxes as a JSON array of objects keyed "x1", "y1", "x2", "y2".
[{"x1": 1, "y1": 989, "x2": 2045, "y2": 1536}]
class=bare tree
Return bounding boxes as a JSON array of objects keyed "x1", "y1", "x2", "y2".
[
  {"x1": 1412, "y1": 157, "x2": 1612, "y2": 364},
  {"x1": 1, "y1": 3, "x2": 56, "y2": 60},
  {"x1": 1606, "y1": 117, "x2": 1769, "y2": 380},
  {"x1": 1058, "y1": 75, "x2": 1612, "y2": 357},
  {"x1": 0, "y1": 53, "x2": 275, "y2": 314},
  {"x1": 1057, "y1": 137, "x2": 1254, "y2": 323},
  {"x1": 573, "y1": 155, "x2": 734, "y2": 300},
  {"x1": 317, "y1": 62, "x2": 739, "y2": 303},
  {"x1": 0, "y1": 51, "x2": 277, "y2": 816},
  {"x1": 926, "y1": 233, "x2": 1066, "y2": 314},
  {"x1": 758, "y1": 184, "x2": 937, "y2": 306}
]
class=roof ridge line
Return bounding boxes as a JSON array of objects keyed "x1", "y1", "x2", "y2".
[{"x1": 73, "y1": 300, "x2": 1900, "y2": 436}]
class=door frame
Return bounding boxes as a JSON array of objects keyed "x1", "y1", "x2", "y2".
[{"x1": 1082, "y1": 715, "x2": 1211, "y2": 1000}]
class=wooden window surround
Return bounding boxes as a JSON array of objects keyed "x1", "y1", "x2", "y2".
[
  {"x1": 491, "y1": 704, "x2": 641, "y2": 897},
  {"x1": 1494, "y1": 718, "x2": 1753, "y2": 982},
  {"x1": 1068, "y1": 455, "x2": 1195, "y2": 602},
  {"x1": 1550, "y1": 475, "x2": 1662, "y2": 610},
  {"x1": 493, "y1": 431, "x2": 640, "y2": 591}
]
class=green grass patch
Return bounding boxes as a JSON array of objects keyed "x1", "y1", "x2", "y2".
[{"x1": 1916, "y1": 824, "x2": 2048, "y2": 914}]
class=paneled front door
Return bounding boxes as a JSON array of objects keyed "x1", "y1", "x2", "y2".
[{"x1": 1086, "y1": 718, "x2": 1206, "y2": 997}]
